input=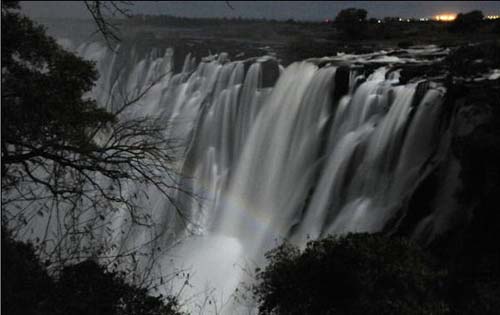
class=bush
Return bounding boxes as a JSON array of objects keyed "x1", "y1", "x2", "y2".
[
  {"x1": 253, "y1": 233, "x2": 449, "y2": 315},
  {"x1": 1, "y1": 228, "x2": 54, "y2": 315},
  {"x1": 47, "y1": 261, "x2": 184, "y2": 315},
  {"x1": 1, "y1": 228, "x2": 185, "y2": 315},
  {"x1": 449, "y1": 11, "x2": 484, "y2": 33},
  {"x1": 334, "y1": 8, "x2": 368, "y2": 39}
]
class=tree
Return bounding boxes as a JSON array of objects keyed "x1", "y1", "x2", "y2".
[
  {"x1": 49, "y1": 260, "x2": 185, "y2": 315},
  {"x1": 83, "y1": 1, "x2": 132, "y2": 46},
  {"x1": 334, "y1": 8, "x2": 368, "y2": 39},
  {"x1": 2, "y1": 227, "x2": 54, "y2": 315},
  {"x1": 449, "y1": 10, "x2": 484, "y2": 33},
  {"x1": 1, "y1": 1, "x2": 189, "y2": 266},
  {"x1": 1, "y1": 227, "x2": 185, "y2": 315},
  {"x1": 253, "y1": 233, "x2": 449, "y2": 315}
]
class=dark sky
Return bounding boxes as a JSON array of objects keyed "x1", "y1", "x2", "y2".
[{"x1": 21, "y1": 1, "x2": 500, "y2": 21}]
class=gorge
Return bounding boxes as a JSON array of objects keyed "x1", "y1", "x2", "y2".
[{"x1": 57, "y1": 39, "x2": 469, "y2": 313}]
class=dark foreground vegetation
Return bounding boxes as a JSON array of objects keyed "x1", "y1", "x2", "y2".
[
  {"x1": 2, "y1": 2, "x2": 500, "y2": 315},
  {"x1": 253, "y1": 232, "x2": 500, "y2": 315},
  {"x1": 2, "y1": 2, "x2": 185, "y2": 314},
  {"x1": 2, "y1": 228, "x2": 185, "y2": 315},
  {"x1": 254, "y1": 234, "x2": 448, "y2": 315}
]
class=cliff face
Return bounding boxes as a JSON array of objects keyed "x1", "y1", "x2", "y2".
[
  {"x1": 395, "y1": 79, "x2": 500, "y2": 239},
  {"x1": 385, "y1": 46, "x2": 500, "y2": 311},
  {"x1": 432, "y1": 78, "x2": 500, "y2": 315},
  {"x1": 383, "y1": 41, "x2": 500, "y2": 242}
]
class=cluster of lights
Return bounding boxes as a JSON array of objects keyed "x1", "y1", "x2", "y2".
[
  {"x1": 434, "y1": 14, "x2": 457, "y2": 22},
  {"x1": 432, "y1": 14, "x2": 499, "y2": 22},
  {"x1": 324, "y1": 14, "x2": 498, "y2": 24}
]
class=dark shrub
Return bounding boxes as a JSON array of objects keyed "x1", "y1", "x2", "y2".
[
  {"x1": 1, "y1": 228, "x2": 54, "y2": 315},
  {"x1": 1, "y1": 227, "x2": 184, "y2": 315},
  {"x1": 449, "y1": 11, "x2": 484, "y2": 33},
  {"x1": 47, "y1": 260, "x2": 184, "y2": 315},
  {"x1": 254, "y1": 233, "x2": 448, "y2": 315},
  {"x1": 334, "y1": 8, "x2": 368, "y2": 39}
]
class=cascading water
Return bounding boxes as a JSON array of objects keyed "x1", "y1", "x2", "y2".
[{"x1": 45, "y1": 39, "x2": 452, "y2": 313}]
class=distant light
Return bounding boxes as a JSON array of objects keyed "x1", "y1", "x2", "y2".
[
  {"x1": 377, "y1": 20, "x2": 381, "y2": 23},
  {"x1": 398, "y1": 18, "x2": 402, "y2": 21},
  {"x1": 406, "y1": 19, "x2": 410, "y2": 22},
  {"x1": 486, "y1": 15, "x2": 499, "y2": 20},
  {"x1": 434, "y1": 14, "x2": 457, "y2": 22}
]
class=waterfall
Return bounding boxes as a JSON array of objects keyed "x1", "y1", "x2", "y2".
[{"x1": 41, "y1": 40, "x2": 451, "y2": 313}]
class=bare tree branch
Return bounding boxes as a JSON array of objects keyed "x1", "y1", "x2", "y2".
[{"x1": 84, "y1": 1, "x2": 133, "y2": 47}]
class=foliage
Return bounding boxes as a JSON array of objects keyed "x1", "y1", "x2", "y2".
[
  {"x1": 1, "y1": 1, "x2": 115, "y2": 187},
  {"x1": 49, "y1": 261, "x2": 184, "y2": 315},
  {"x1": 1, "y1": 1, "x2": 187, "y2": 264},
  {"x1": 1, "y1": 227, "x2": 54, "y2": 315},
  {"x1": 1, "y1": 227, "x2": 185, "y2": 315},
  {"x1": 254, "y1": 233, "x2": 449, "y2": 315},
  {"x1": 83, "y1": 1, "x2": 132, "y2": 45},
  {"x1": 334, "y1": 8, "x2": 368, "y2": 39},
  {"x1": 449, "y1": 10, "x2": 484, "y2": 33}
]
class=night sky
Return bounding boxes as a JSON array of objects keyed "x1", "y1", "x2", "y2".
[{"x1": 21, "y1": 1, "x2": 500, "y2": 21}]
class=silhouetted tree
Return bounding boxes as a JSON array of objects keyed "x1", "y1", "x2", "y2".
[
  {"x1": 2, "y1": 227, "x2": 54, "y2": 315},
  {"x1": 334, "y1": 8, "x2": 368, "y2": 39},
  {"x1": 449, "y1": 10, "x2": 484, "y2": 33},
  {"x1": 254, "y1": 233, "x2": 449, "y2": 315},
  {"x1": 1, "y1": 1, "x2": 189, "y2": 265},
  {"x1": 1, "y1": 227, "x2": 185, "y2": 315}
]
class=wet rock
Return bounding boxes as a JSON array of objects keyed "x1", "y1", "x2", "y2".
[
  {"x1": 332, "y1": 65, "x2": 350, "y2": 102},
  {"x1": 399, "y1": 64, "x2": 445, "y2": 84},
  {"x1": 412, "y1": 80, "x2": 431, "y2": 108},
  {"x1": 445, "y1": 41, "x2": 500, "y2": 77},
  {"x1": 260, "y1": 58, "x2": 280, "y2": 88}
]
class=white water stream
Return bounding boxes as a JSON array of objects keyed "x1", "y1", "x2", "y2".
[{"x1": 31, "y1": 40, "x2": 451, "y2": 314}]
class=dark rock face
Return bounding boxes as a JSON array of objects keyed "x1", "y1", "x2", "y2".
[
  {"x1": 380, "y1": 75, "x2": 500, "y2": 314},
  {"x1": 260, "y1": 58, "x2": 281, "y2": 88},
  {"x1": 332, "y1": 65, "x2": 350, "y2": 103},
  {"x1": 402, "y1": 77, "x2": 500, "y2": 312},
  {"x1": 385, "y1": 40, "x2": 500, "y2": 240},
  {"x1": 399, "y1": 64, "x2": 444, "y2": 84},
  {"x1": 445, "y1": 41, "x2": 500, "y2": 78},
  {"x1": 451, "y1": 80, "x2": 500, "y2": 203},
  {"x1": 387, "y1": 163, "x2": 442, "y2": 238},
  {"x1": 399, "y1": 78, "x2": 499, "y2": 236}
]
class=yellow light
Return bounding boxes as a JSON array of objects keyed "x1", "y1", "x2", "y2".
[{"x1": 434, "y1": 14, "x2": 457, "y2": 22}]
